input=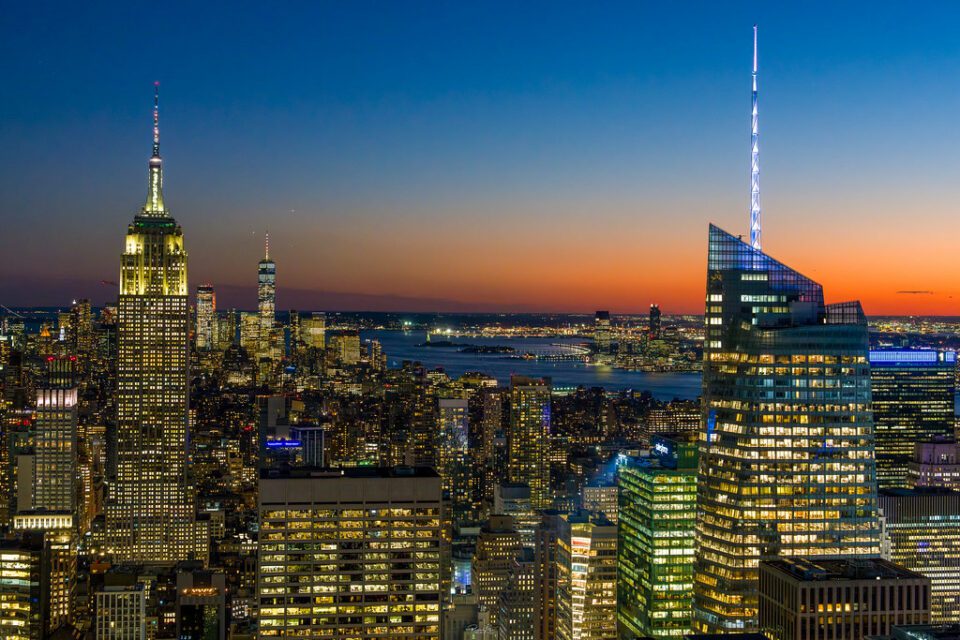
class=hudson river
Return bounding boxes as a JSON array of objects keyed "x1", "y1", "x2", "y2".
[{"x1": 362, "y1": 330, "x2": 701, "y2": 401}]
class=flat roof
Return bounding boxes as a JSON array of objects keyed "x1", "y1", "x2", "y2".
[
  {"x1": 763, "y1": 557, "x2": 925, "y2": 582},
  {"x1": 880, "y1": 487, "x2": 960, "y2": 497},
  {"x1": 260, "y1": 466, "x2": 439, "y2": 480}
]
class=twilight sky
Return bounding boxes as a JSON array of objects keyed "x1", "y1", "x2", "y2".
[{"x1": 2, "y1": 2, "x2": 960, "y2": 314}]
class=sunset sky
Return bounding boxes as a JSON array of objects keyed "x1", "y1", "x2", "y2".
[{"x1": 2, "y1": 2, "x2": 960, "y2": 314}]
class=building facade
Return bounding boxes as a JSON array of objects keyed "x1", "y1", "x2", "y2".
[
  {"x1": 472, "y1": 515, "x2": 522, "y2": 629},
  {"x1": 196, "y1": 284, "x2": 216, "y2": 351},
  {"x1": 257, "y1": 237, "x2": 277, "y2": 370},
  {"x1": 257, "y1": 467, "x2": 445, "y2": 638},
  {"x1": 32, "y1": 358, "x2": 77, "y2": 516},
  {"x1": 106, "y1": 86, "x2": 194, "y2": 563},
  {"x1": 694, "y1": 225, "x2": 881, "y2": 633},
  {"x1": 909, "y1": 441, "x2": 960, "y2": 490},
  {"x1": 96, "y1": 584, "x2": 147, "y2": 640},
  {"x1": 618, "y1": 435, "x2": 697, "y2": 638},
  {"x1": 556, "y1": 514, "x2": 617, "y2": 640},
  {"x1": 508, "y1": 376, "x2": 552, "y2": 510},
  {"x1": 758, "y1": 558, "x2": 930, "y2": 640},
  {"x1": 880, "y1": 488, "x2": 960, "y2": 622},
  {"x1": 869, "y1": 349, "x2": 956, "y2": 488},
  {"x1": 438, "y1": 397, "x2": 473, "y2": 524}
]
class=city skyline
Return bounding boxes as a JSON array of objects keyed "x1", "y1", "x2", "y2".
[{"x1": 4, "y1": 3, "x2": 960, "y2": 314}]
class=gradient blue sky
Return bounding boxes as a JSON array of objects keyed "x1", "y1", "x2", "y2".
[{"x1": 2, "y1": 2, "x2": 960, "y2": 313}]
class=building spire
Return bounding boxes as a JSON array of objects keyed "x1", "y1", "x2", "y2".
[
  {"x1": 143, "y1": 81, "x2": 166, "y2": 216},
  {"x1": 749, "y1": 24, "x2": 761, "y2": 250},
  {"x1": 265, "y1": 231, "x2": 270, "y2": 260},
  {"x1": 152, "y1": 81, "x2": 160, "y2": 158}
]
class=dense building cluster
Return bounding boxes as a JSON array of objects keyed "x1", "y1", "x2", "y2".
[{"x1": 3, "y1": 44, "x2": 960, "y2": 640}]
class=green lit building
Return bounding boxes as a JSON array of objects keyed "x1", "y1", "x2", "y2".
[
  {"x1": 869, "y1": 349, "x2": 956, "y2": 488},
  {"x1": 694, "y1": 225, "x2": 881, "y2": 633},
  {"x1": 880, "y1": 488, "x2": 960, "y2": 623},
  {"x1": 617, "y1": 434, "x2": 698, "y2": 638}
]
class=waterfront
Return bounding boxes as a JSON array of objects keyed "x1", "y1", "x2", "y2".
[{"x1": 362, "y1": 330, "x2": 702, "y2": 400}]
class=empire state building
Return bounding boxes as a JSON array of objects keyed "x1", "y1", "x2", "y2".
[{"x1": 106, "y1": 84, "x2": 194, "y2": 562}]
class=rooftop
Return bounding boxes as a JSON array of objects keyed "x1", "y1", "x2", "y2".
[
  {"x1": 880, "y1": 487, "x2": 960, "y2": 498},
  {"x1": 763, "y1": 557, "x2": 925, "y2": 582},
  {"x1": 260, "y1": 465, "x2": 439, "y2": 480}
]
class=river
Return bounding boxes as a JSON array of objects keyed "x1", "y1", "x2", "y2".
[{"x1": 361, "y1": 330, "x2": 701, "y2": 401}]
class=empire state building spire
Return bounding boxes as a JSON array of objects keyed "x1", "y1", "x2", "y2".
[
  {"x1": 749, "y1": 25, "x2": 761, "y2": 250},
  {"x1": 143, "y1": 81, "x2": 166, "y2": 216}
]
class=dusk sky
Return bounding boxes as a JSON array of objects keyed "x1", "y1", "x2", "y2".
[{"x1": 2, "y1": 2, "x2": 960, "y2": 314}]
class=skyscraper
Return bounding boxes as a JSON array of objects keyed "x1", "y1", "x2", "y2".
[
  {"x1": 195, "y1": 284, "x2": 216, "y2": 351},
  {"x1": 648, "y1": 304, "x2": 662, "y2": 339},
  {"x1": 880, "y1": 487, "x2": 960, "y2": 623},
  {"x1": 106, "y1": 84, "x2": 194, "y2": 563},
  {"x1": 594, "y1": 311, "x2": 612, "y2": 355},
  {"x1": 869, "y1": 349, "x2": 956, "y2": 488},
  {"x1": 555, "y1": 513, "x2": 618, "y2": 640},
  {"x1": 257, "y1": 234, "x2": 276, "y2": 368},
  {"x1": 472, "y1": 515, "x2": 522, "y2": 630},
  {"x1": 694, "y1": 225, "x2": 881, "y2": 633},
  {"x1": 438, "y1": 397, "x2": 473, "y2": 524},
  {"x1": 31, "y1": 357, "x2": 78, "y2": 518},
  {"x1": 508, "y1": 376, "x2": 552, "y2": 510},
  {"x1": 617, "y1": 435, "x2": 697, "y2": 638},
  {"x1": 497, "y1": 548, "x2": 537, "y2": 640}
]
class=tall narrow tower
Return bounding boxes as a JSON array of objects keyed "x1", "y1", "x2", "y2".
[
  {"x1": 257, "y1": 233, "x2": 276, "y2": 366},
  {"x1": 107, "y1": 83, "x2": 194, "y2": 562},
  {"x1": 750, "y1": 25, "x2": 761, "y2": 250}
]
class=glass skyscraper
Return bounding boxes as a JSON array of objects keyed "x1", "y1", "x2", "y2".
[
  {"x1": 617, "y1": 435, "x2": 697, "y2": 638},
  {"x1": 869, "y1": 349, "x2": 956, "y2": 488},
  {"x1": 880, "y1": 487, "x2": 960, "y2": 623},
  {"x1": 693, "y1": 225, "x2": 881, "y2": 633}
]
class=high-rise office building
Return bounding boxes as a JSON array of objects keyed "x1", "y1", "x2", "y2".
[
  {"x1": 508, "y1": 376, "x2": 551, "y2": 510},
  {"x1": 497, "y1": 548, "x2": 537, "y2": 640},
  {"x1": 694, "y1": 225, "x2": 881, "y2": 633},
  {"x1": 70, "y1": 298, "x2": 94, "y2": 362},
  {"x1": 649, "y1": 304, "x2": 662, "y2": 339},
  {"x1": 472, "y1": 515, "x2": 523, "y2": 629},
  {"x1": 300, "y1": 312, "x2": 326, "y2": 350},
  {"x1": 31, "y1": 357, "x2": 77, "y2": 518},
  {"x1": 534, "y1": 512, "x2": 562, "y2": 640},
  {"x1": 618, "y1": 435, "x2": 697, "y2": 638},
  {"x1": 258, "y1": 467, "x2": 444, "y2": 638},
  {"x1": 257, "y1": 234, "x2": 276, "y2": 364},
  {"x1": 556, "y1": 513, "x2": 618, "y2": 640},
  {"x1": 869, "y1": 349, "x2": 956, "y2": 488},
  {"x1": 880, "y1": 488, "x2": 960, "y2": 623},
  {"x1": 196, "y1": 284, "x2": 216, "y2": 351},
  {"x1": 106, "y1": 85, "x2": 194, "y2": 563},
  {"x1": 758, "y1": 558, "x2": 930, "y2": 640},
  {"x1": 594, "y1": 311, "x2": 612, "y2": 355},
  {"x1": 438, "y1": 397, "x2": 473, "y2": 524}
]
